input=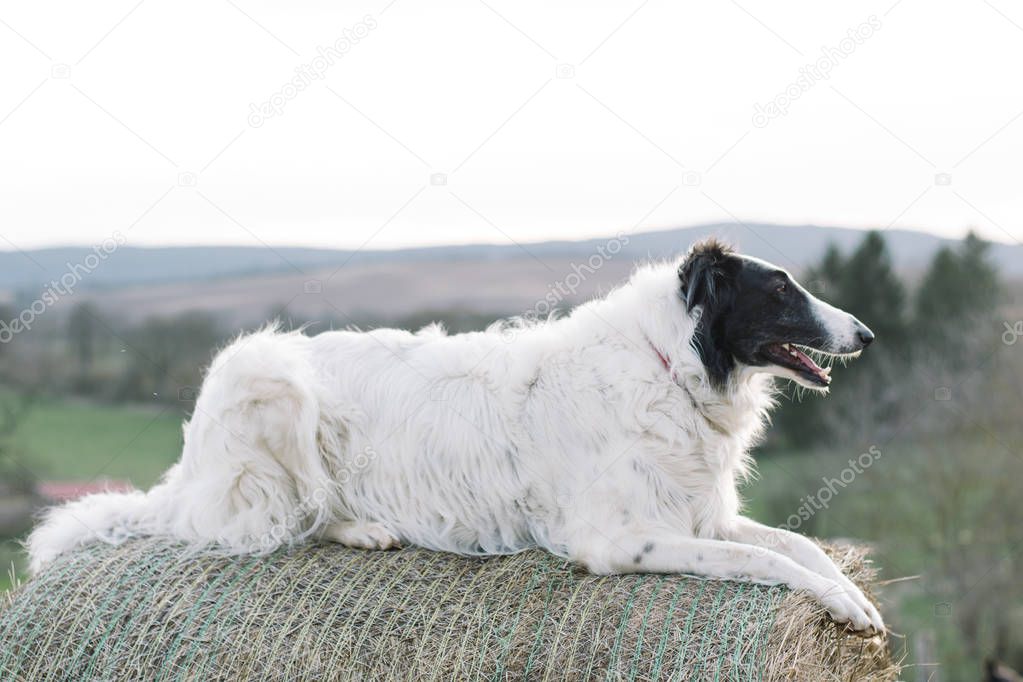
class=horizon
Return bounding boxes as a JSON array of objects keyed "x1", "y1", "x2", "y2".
[{"x1": 0, "y1": 221, "x2": 1014, "y2": 255}]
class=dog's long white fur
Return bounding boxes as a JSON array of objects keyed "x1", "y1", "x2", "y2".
[{"x1": 26, "y1": 258, "x2": 884, "y2": 634}]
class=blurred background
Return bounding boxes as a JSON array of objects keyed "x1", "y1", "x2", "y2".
[{"x1": 1, "y1": 1, "x2": 1021, "y2": 679}]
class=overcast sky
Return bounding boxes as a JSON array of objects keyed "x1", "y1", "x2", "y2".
[{"x1": 1, "y1": 0, "x2": 1021, "y2": 252}]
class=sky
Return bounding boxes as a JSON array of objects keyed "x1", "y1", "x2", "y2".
[{"x1": 1, "y1": 0, "x2": 1021, "y2": 252}]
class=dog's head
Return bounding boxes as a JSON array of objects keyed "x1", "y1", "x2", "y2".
[{"x1": 678, "y1": 238, "x2": 874, "y2": 390}]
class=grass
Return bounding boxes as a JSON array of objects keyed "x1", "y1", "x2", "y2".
[
  {"x1": 744, "y1": 433, "x2": 1023, "y2": 681},
  {"x1": 2, "y1": 393, "x2": 183, "y2": 488},
  {"x1": 0, "y1": 540, "x2": 21, "y2": 593}
]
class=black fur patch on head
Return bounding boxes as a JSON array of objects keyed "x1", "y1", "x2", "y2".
[
  {"x1": 678, "y1": 238, "x2": 735, "y2": 312},
  {"x1": 678, "y1": 238, "x2": 740, "y2": 388}
]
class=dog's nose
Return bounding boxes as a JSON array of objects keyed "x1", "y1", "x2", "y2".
[{"x1": 855, "y1": 324, "x2": 875, "y2": 347}]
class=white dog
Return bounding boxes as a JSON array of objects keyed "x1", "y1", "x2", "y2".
[{"x1": 28, "y1": 239, "x2": 884, "y2": 635}]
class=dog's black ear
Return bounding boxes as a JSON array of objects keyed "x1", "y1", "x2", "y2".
[
  {"x1": 678, "y1": 238, "x2": 734, "y2": 312},
  {"x1": 679, "y1": 238, "x2": 737, "y2": 388}
]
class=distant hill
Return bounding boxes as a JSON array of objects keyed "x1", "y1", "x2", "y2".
[
  {"x1": 2, "y1": 224, "x2": 1019, "y2": 324},
  {"x1": 1, "y1": 224, "x2": 1020, "y2": 296}
]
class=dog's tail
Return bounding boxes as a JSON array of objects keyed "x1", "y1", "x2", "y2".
[
  {"x1": 26, "y1": 325, "x2": 346, "y2": 574},
  {"x1": 25, "y1": 487, "x2": 158, "y2": 573}
]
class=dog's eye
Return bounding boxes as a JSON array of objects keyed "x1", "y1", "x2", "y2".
[{"x1": 775, "y1": 282, "x2": 787, "y2": 294}]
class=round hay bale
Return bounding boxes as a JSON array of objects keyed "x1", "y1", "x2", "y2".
[{"x1": 0, "y1": 538, "x2": 897, "y2": 681}]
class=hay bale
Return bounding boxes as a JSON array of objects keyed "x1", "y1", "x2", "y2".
[{"x1": 0, "y1": 538, "x2": 897, "y2": 681}]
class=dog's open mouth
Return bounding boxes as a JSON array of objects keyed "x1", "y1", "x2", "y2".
[{"x1": 761, "y1": 342, "x2": 833, "y2": 387}]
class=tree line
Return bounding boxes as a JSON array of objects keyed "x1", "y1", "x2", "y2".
[{"x1": 771, "y1": 230, "x2": 1008, "y2": 450}]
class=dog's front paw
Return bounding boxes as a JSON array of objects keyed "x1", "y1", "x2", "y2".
[
  {"x1": 831, "y1": 574, "x2": 885, "y2": 634},
  {"x1": 324, "y1": 521, "x2": 401, "y2": 550},
  {"x1": 818, "y1": 581, "x2": 881, "y2": 638}
]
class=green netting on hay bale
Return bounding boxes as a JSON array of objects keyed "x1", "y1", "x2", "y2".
[{"x1": 0, "y1": 538, "x2": 896, "y2": 681}]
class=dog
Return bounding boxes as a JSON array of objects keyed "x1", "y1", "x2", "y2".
[{"x1": 27, "y1": 238, "x2": 884, "y2": 636}]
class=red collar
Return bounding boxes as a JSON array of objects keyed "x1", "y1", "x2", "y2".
[
  {"x1": 648, "y1": 339, "x2": 677, "y2": 381},
  {"x1": 650, "y1": 341, "x2": 671, "y2": 372}
]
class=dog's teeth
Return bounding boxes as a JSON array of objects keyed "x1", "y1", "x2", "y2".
[
  {"x1": 782, "y1": 343, "x2": 790, "y2": 350},
  {"x1": 821, "y1": 367, "x2": 832, "y2": 376}
]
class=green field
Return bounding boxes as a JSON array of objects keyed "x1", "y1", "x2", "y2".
[
  {"x1": 3, "y1": 396, "x2": 183, "y2": 488},
  {"x1": 0, "y1": 393, "x2": 184, "y2": 591},
  {"x1": 745, "y1": 434, "x2": 1023, "y2": 681}
]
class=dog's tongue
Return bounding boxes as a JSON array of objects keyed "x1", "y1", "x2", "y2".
[{"x1": 784, "y1": 344, "x2": 831, "y2": 383}]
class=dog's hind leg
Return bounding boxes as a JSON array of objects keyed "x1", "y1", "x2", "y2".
[
  {"x1": 173, "y1": 327, "x2": 345, "y2": 553},
  {"x1": 322, "y1": 521, "x2": 400, "y2": 550}
]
